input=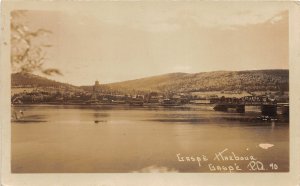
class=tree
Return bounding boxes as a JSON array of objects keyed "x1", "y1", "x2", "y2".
[{"x1": 11, "y1": 10, "x2": 61, "y2": 75}]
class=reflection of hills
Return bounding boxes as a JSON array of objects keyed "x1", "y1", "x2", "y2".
[
  {"x1": 106, "y1": 70, "x2": 289, "y2": 92},
  {"x1": 12, "y1": 69, "x2": 289, "y2": 93}
]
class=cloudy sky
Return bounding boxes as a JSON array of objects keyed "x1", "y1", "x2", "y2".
[{"x1": 14, "y1": 2, "x2": 289, "y2": 85}]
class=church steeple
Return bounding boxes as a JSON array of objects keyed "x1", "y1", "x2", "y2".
[
  {"x1": 91, "y1": 80, "x2": 100, "y2": 101},
  {"x1": 93, "y1": 80, "x2": 100, "y2": 92}
]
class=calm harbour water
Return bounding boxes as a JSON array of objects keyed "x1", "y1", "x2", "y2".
[{"x1": 11, "y1": 105, "x2": 289, "y2": 173}]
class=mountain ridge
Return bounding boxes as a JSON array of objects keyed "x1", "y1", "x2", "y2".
[
  {"x1": 106, "y1": 69, "x2": 289, "y2": 93},
  {"x1": 12, "y1": 69, "x2": 289, "y2": 93},
  {"x1": 11, "y1": 72, "x2": 77, "y2": 89}
]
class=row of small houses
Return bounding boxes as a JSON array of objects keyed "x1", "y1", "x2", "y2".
[{"x1": 11, "y1": 89, "x2": 289, "y2": 105}]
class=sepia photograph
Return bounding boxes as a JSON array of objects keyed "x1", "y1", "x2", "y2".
[
  {"x1": 8, "y1": 1, "x2": 292, "y2": 174},
  {"x1": 3, "y1": 2, "x2": 300, "y2": 186},
  {"x1": 2, "y1": 0, "x2": 300, "y2": 185}
]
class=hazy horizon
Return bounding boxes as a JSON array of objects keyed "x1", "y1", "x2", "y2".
[{"x1": 12, "y1": 2, "x2": 289, "y2": 86}]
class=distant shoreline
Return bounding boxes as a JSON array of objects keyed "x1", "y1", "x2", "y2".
[{"x1": 11, "y1": 103, "x2": 214, "y2": 107}]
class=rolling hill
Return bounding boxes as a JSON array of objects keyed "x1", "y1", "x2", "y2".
[
  {"x1": 11, "y1": 72, "x2": 77, "y2": 89},
  {"x1": 12, "y1": 70, "x2": 289, "y2": 93},
  {"x1": 106, "y1": 70, "x2": 289, "y2": 93}
]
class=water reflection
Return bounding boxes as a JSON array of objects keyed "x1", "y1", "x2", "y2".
[{"x1": 11, "y1": 105, "x2": 289, "y2": 173}]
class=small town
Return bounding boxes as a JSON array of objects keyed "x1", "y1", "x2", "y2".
[
  {"x1": 11, "y1": 79, "x2": 290, "y2": 119},
  {"x1": 7, "y1": 3, "x2": 291, "y2": 177}
]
